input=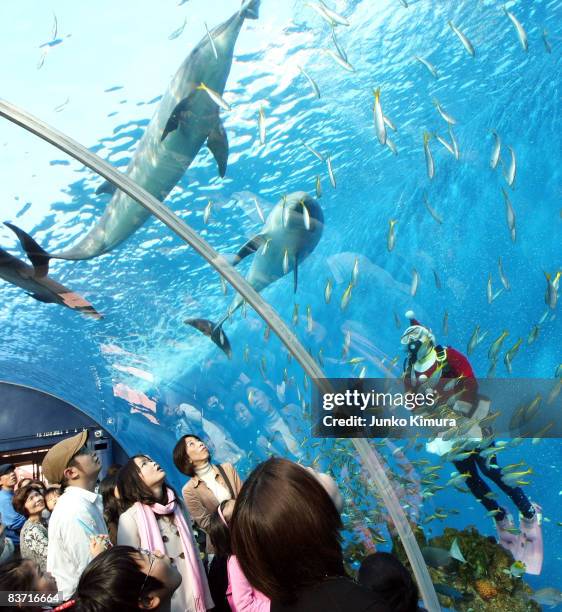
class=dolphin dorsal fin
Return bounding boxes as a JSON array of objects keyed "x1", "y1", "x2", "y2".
[
  {"x1": 233, "y1": 234, "x2": 266, "y2": 265},
  {"x1": 95, "y1": 180, "x2": 117, "y2": 196}
]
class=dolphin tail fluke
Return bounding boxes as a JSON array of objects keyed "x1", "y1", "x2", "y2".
[
  {"x1": 240, "y1": 0, "x2": 260, "y2": 19},
  {"x1": 4, "y1": 222, "x2": 51, "y2": 278},
  {"x1": 185, "y1": 318, "x2": 232, "y2": 359}
]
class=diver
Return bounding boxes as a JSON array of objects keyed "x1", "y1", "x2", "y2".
[{"x1": 400, "y1": 311, "x2": 543, "y2": 574}]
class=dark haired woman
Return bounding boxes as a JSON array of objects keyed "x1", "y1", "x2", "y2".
[
  {"x1": 173, "y1": 435, "x2": 242, "y2": 551},
  {"x1": 358, "y1": 553, "x2": 419, "y2": 612},
  {"x1": 0, "y1": 558, "x2": 57, "y2": 612},
  {"x1": 231, "y1": 458, "x2": 390, "y2": 612},
  {"x1": 12, "y1": 485, "x2": 49, "y2": 572},
  {"x1": 99, "y1": 474, "x2": 121, "y2": 546},
  {"x1": 52, "y1": 546, "x2": 182, "y2": 612},
  {"x1": 116, "y1": 455, "x2": 213, "y2": 612}
]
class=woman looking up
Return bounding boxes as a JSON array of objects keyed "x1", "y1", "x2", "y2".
[{"x1": 117, "y1": 455, "x2": 213, "y2": 612}]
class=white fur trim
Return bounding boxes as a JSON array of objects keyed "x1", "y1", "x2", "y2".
[{"x1": 405, "y1": 310, "x2": 415, "y2": 319}]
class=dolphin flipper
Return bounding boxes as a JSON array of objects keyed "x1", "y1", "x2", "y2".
[
  {"x1": 161, "y1": 93, "x2": 196, "y2": 142},
  {"x1": 233, "y1": 234, "x2": 265, "y2": 265},
  {"x1": 4, "y1": 222, "x2": 51, "y2": 278},
  {"x1": 207, "y1": 118, "x2": 229, "y2": 177},
  {"x1": 185, "y1": 318, "x2": 232, "y2": 358},
  {"x1": 96, "y1": 180, "x2": 117, "y2": 196}
]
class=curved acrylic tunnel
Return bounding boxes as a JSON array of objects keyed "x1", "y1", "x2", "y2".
[{"x1": 0, "y1": 100, "x2": 440, "y2": 611}]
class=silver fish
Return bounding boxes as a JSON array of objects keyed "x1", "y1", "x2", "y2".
[
  {"x1": 504, "y1": 6, "x2": 528, "y2": 52},
  {"x1": 433, "y1": 269, "x2": 442, "y2": 290},
  {"x1": 414, "y1": 55, "x2": 438, "y2": 79},
  {"x1": 373, "y1": 88, "x2": 387, "y2": 145},
  {"x1": 258, "y1": 105, "x2": 266, "y2": 145},
  {"x1": 204, "y1": 21, "x2": 218, "y2": 58},
  {"x1": 297, "y1": 64, "x2": 321, "y2": 99},
  {"x1": 490, "y1": 130, "x2": 501, "y2": 169},
  {"x1": 315, "y1": 175, "x2": 322, "y2": 198},
  {"x1": 434, "y1": 99, "x2": 456, "y2": 125},
  {"x1": 198, "y1": 82, "x2": 231, "y2": 111},
  {"x1": 424, "y1": 194, "x2": 443, "y2": 224},
  {"x1": 448, "y1": 21, "x2": 475, "y2": 57},
  {"x1": 487, "y1": 273, "x2": 493, "y2": 304},
  {"x1": 301, "y1": 139, "x2": 325, "y2": 162},
  {"x1": 488, "y1": 330, "x2": 509, "y2": 361},
  {"x1": 467, "y1": 325, "x2": 480, "y2": 355},
  {"x1": 448, "y1": 124, "x2": 459, "y2": 160},
  {"x1": 204, "y1": 199, "x2": 213, "y2": 224},
  {"x1": 542, "y1": 29, "x2": 552, "y2": 54},
  {"x1": 435, "y1": 134, "x2": 456, "y2": 157},
  {"x1": 544, "y1": 271, "x2": 561, "y2": 310},
  {"x1": 351, "y1": 257, "x2": 359, "y2": 286},
  {"x1": 383, "y1": 114, "x2": 397, "y2": 132},
  {"x1": 324, "y1": 278, "x2": 333, "y2": 304},
  {"x1": 527, "y1": 325, "x2": 539, "y2": 345},
  {"x1": 411, "y1": 269, "x2": 419, "y2": 297},
  {"x1": 502, "y1": 188, "x2": 516, "y2": 242},
  {"x1": 308, "y1": 0, "x2": 350, "y2": 27},
  {"x1": 387, "y1": 219, "x2": 397, "y2": 252},
  {"x1": 386, "y1": 137, "x2": 398, "y2": 155},
  {"x1": 503, "y1": 145, "x2": 516, "y2": 188},
  {"x1": 498, "y1": 256, "x2": 510, "y2": 290},
  {"x1": 326, "y1": 156, "x2": 336, "y2": 188},
  {"x1": 331, "y1": 25, "x2": 348, "y2": 62},
  {"x1": 325, "y1": 49, "x2": 355, "y2": 72},
  {"x1": 423, "y1": 132, "x2": 434, "y2": 179}
]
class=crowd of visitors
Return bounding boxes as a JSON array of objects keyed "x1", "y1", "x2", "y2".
[{"x1": 0, "y1": 430, "x2": 421, "y2": 611}]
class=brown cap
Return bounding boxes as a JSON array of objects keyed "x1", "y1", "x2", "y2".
[{"x1": 42, "y1": 431, "x2": 88, "y2": 484}]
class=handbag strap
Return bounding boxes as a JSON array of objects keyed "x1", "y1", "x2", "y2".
[{"x1": 216, "y1": 464, "x2": 236, "y2": 500}]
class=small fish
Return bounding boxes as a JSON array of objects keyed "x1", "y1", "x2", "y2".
[
  {"x1": 253, "y1": 197, "x2": 265, "y2": 223},
  {"x1": 243, "y1": 345, "x2": 250, "y2": 362},
  {"x1": 297, "y1": 64, "x2": 321, "y2": 99},
  {"x1": 488, "y1": 330, "x2": 509, "y2": 361},
  {"x1": 423, "y1": 132, "x2": 434, "y2": 179},
  {"x1": 542, "y1": 29, "x2": 552, "y2": 54},
  {"x1": 351, "y1": 257, "x2": 359, "y2": 286},
  {"x1": 434, "y1": 99, "x2": 456, "y2": 125},
  {"x1": 448, "y1": 21, "x2": 475, "y2": 57},
  {"x1": 263, "y1": 325, "x2": 271, "y2": 341},
  {"x1": 292, "y1": 303, "x2": 299, "y2": 326},
  {"x1": 503, "y1": 146, "x2": 516, "y2": 188},
  {"x1": 331, "y1": 25, "x2": 348, "y2": 61},
  {"x1": 433, "y1": 269, "x2": 442, "y2": 290},
  {"x1": 324, "y1": 278, "x2": 333, "y2": 304},
  {"x1": 258, "y1": 106, "x2": 266, "y2": 145},
  {"x1": 301, "y1": 139, "x2": 325, "y2": 162},
  {"x1": 342, "y1": 330, "x2": 351, "y2": 358},
  {"x1": 203, "y1": 200, "x2": 213, "y2": 224},
  {"x1": 386, "y1": 138, "x2": 398, "y2": 155},
  {"x1": 448, "y1": 124, "x2": 459, "y2": 160},
  {"x1": 383, "y1": 114, "x2": 397, "y2": 132},
  {"x1": 300, "y1": 198, "x2": 311, "y2": 230},
  {"x1": 498, "y1": 256, "x2": 510, "y2": 290},
  {"x1": 502, "y1": 188, "x2": 516, "y2": 242},
  {"x1": 504, "y1": 6, "x2": 528, "y2": 52},
  {"x1": 197, "y1": 82, "x2": 230, "y2": 111},
  {"x1": 349, "y1": 357, "x2": 365, "y2": 365},
  {"x1": 490, "y1": 130, "x2": 501, "y2": 169},
  {"x1": 414, "y1": 56, "x2": 438, "y2": 79},
  {"x1": 467, "y1": 325, "x2": 480, "y2": 355},
  {"x1": 373, "y1": 88, "x2": 387, "y2": 145},
  {"x1": 341, "y1": 282, "x2": 353, "y2": 310},
  {"x1": 424, "y1": 193, "x2": 443, "y2": 224},
  {"x1": 358, "y1": 366, "x2": 367, "y2": 379},
  {"x1": 410, "y1": 269, "x2": 419, "y2": 297},
  {"x1": 504, "y1": 338, "x2": 522, "y2": 373},
  {"x1": 325, "y1": 49, "x2": 355, "y2": 72},
  {"x1": 306, "y1": 305, "x2": 313, "y2": 333},
  {"x1": 204, "y1": 22, "x2": 218, "y2": 58},
  {"x1": 506, "y1": 560, "x2": 526, "y2": 578},
  {"x1": 442, "y1": 311, "x2": 448, "y2": 335},
  {"x1": 53, "y1": 97, "x2": 70, "y2": 112},
  {"x1": 326, "y1": 156, "x2": 336, "y2": 188},
  {"x1": 527, "y1": 325, "x2": 539, "y2": 345},
  {"x1": 308, "y1": 0, "x2": 350, "y2": 27},
  {"x1": 435, "y1": 133, "x2": 456, "y2": 157},
  {"x1": 544, "y1": 271, "x2": 561, "y2": 309},
  {"x1": 387, "y1": 219, "x2": 397, "y2": 252},
  {"x1": 220, "y1": 276, "x2": 228, "y2": 295},
  {"x1": 487, "y1": 273, "x2": 493, "y2": 304},
  {"x1": 315, "y1": 175, "x2": 322, "y2": 198}
]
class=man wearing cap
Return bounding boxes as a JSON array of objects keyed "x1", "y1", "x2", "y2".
[
  {"x1": 0, "y1": 462, "x2": 26, "y2": 550},
  {"x1": 43, "y1": 431, "x2": 109, "y2": 599}
]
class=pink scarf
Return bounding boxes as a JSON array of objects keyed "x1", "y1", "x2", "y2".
[{"x1": 134, "y1": 489, "x2": 207, "y2": 612}]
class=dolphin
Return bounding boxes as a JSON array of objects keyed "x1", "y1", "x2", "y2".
[
  {"x1": 7, "y1": 0, "x2": 261, "y2": 270},
  {"x1": 186, "y1": 191, "x2": 324, "y2": 357},
  {"x1": 0, "y1": 223, "x2": 101, "y2": 318}
]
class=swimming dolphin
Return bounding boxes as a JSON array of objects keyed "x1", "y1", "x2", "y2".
[
  {"x1": 0, "y1": 223, "x2": 101, "y2": 318},
  {"x1": 7, "y1": 0, "x2": 261, "y2": 270},
  {"x1": 186, "y1": 191, "x2": 324, "y2": 357}
]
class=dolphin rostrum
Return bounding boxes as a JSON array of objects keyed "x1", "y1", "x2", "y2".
[
  {"x1": 0, "y1": 223, "x2": 101, "y2": 318},
  {"x1": 186, "y1": 191, "x2": 324, "y2": 357},
  {"x1": 7, "y1": 0, "x2": 261, "y2": 269}
]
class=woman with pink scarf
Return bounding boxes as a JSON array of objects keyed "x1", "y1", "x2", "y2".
[{"x1": 116, "y1": 455, "x2": 213, "y2": 612}]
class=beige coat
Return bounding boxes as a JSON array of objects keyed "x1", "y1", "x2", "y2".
[{"x1": 182, "y1": 463, "x2": 242, "y2": 552}]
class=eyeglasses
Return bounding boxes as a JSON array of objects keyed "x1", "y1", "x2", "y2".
[{"x1": 138, "y1": 548, "x2": 156, "y2": 599}]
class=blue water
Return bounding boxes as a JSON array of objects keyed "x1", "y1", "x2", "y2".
[{"x1": 0, "y1": 0, "x2": 561, "y2": 608}]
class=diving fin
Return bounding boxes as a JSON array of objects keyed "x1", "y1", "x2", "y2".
[
  {"x1": 161, "y1": 94, "x2": 195, "y2": 142},
  {"x1": 207, "y1": 118, "x2": 229, "y2": 178},
  {"x1": 96, "y1": 180, "x2": 117, "y2": 196},
  {"x1": 4, "y1": 222, "x2": 51, "y2": 278},
  {"x1": 185, "y1": 318, "x2": 232, "y2": 359},
  {"x1": 495, "y1": 510, "x2": 521, "y2": 558},
  {"x1": 517, "y1": 504, "x2": 543, "y2": 575},
  {"x1": 233, "y1": 234, "x2": 265, "y2": 265}
]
